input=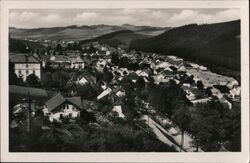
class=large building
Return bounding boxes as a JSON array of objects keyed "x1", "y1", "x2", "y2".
[{"x1": 10, "y1": 54, "x2": 42, "y2": 81}]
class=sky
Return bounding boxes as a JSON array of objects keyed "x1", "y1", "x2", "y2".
[{"x1": 9, "y1": 8, "x2": 240, "y2": 28}]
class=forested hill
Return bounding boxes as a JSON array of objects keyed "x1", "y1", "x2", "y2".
[
  {"x1": 130, "y1": 20, "x2": 240, "y2": 71},
  {"x1": 9, "y1": 37, "x2": 45, "y2": 53},
  {"x1": 79, "y1": 30, "x2": 149, "y2": 48}
]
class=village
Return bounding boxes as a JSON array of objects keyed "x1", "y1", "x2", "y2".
[{"x1": 9, "y1": 40, "x2": 241, "y2": 152}]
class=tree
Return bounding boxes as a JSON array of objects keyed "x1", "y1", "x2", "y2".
[
  {"x1": 76, "y1": 83, "x2": 98, "y2": 100},
  {"x1": 103, "y1": 67, "x2": 113, "y2": 83},
  {"x1": 9, "y1": 61, "x2": 18, "y2": 85},
  {"x1": 56, "y1": 44, "x2": 63, "y2": 52},
  {"x1": 26, "y1": 74, "x2": 39, "y2": 87},
  {"x1": 111, "y1": 52, "x2": 119, "y2": 65},
  {"x1": 67, "y1": 43, "x2": 72, "y2": 50},
  {"x1": 190, "y1": 101, "x2": 230, "y2": 151},
  {"x1": 52, "y1": 71, "x2": 70, "y2": 90},
  {"x1": 41, "y1": 72, "x2": 53, "y2": 88},
  {"x1": 148, "y1": 81, "x2": 186, "y2": 117},
  {"x1": 171, "y1": 101, "x2": 191, "y2": 151},
  {"x1": 197, "y1": 80, "x2": 204, "y2": 90},
  {"x1": 135, "y1": 77, "x2": 146, "y2": 89}
]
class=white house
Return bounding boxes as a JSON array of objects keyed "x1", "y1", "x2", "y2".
[
  {"x1": 43, "y1": 93, "x2": 84, "y2": 122},
  {"x1": 227, "y1": 80, "x2": 239, "y2": 89},
  {"x1": 155, "y1": 62, "x2": 171, "y2": 69},
  {"x1": 10, "y1": 54, "x2": 42, "y2": 81},
  {"x1": 97, "y1": 87, "x2": 112, "y2": 100},
  {"x1": 76, "y1": 73, "x2": 96, "y2": 85},
  {"x1": 112, "y1": 105, "x2": 125, "y2": 118},
  {"x1": 229, "y1": 86, "x2": 241, "y2": 98},
  {"x1": 69, "y1": 56, "x2": 84, "y2": 69}
]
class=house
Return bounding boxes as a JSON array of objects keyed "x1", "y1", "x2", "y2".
[
  {"x1": 219, "y1": 97, "x2": 232, "y2": 109},
  {"x1": 135, "y1": 70, "x2": 149, "y2": 77},
  {"x1": 159, "y1": 68, "x2": 174, "y2": 77},
  {"x1": 210, "y1": 87, "x2": 220, "y2": 96},
  {"x1": 155, "y1": 62, "x2": 171, "y2": 69},
  {"x1": 191, "y1": 97, "x2": 211, "y2": 106},
  {"x1": 112, "y1": 100, "x2": 125, "y2": 119},
  {"x1": 96, "y1": 59, "x2": 108, "y2": 71},
  {"x1": 49, "y1": 55, "x2": 70, "y2": 68},
  {"x1": 153, "y1": 74, "x2": 170, "y2": 84},
  {"x1": 182, "y1": 86, "x2": 206, "y2": 101},
  {"x1": 68, "y1": 56, "x2": 84, "y2": 69},
  {"x1": 10, "y1": 54, "x2": 42, "y2": 81},
  {"x1": 43, "y1": 93, "x2": 93, "y2": 122},
  {"x1": 229, "y1": 86, "x2": 241, "y2": 98},
  {"x1": 116, "y1": 90, "x2": 126, "y2": 97},
  {"x1": 97, "y1": 87, "x2": 112, "y2": 100},
  {"x1": 227, "y1": 80, "x2": 239, "y2": 89},
  {"x1": 76, "y1": 72, "x2": 96, "y2": 85}
]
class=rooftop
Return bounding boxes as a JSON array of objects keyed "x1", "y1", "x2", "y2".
[{"x1": 10, "y1": 54, "x2": 40, "y2": 63}]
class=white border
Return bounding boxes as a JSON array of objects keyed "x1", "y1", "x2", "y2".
[{"x1": 1, "y1": 0, "x2": 249, "y2": 162}]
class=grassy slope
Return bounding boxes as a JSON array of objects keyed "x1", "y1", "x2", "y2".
[
  {"x1": 130, "y1": 20, "x2": 240, "y2": 71},
  {"x1": 9, "y1": 25, "x2": 125, "y2": 41},
  {"x1": 9, "y1": 25, "x2": 167, "y2": 41}
]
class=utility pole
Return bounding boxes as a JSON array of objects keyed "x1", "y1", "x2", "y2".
[{"x1": 26, "y1": 91, "x2": 32, "y2": 133}]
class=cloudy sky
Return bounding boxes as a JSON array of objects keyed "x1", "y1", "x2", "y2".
[{"x1": 9, "y1": 8, "x2": 240, "y2": 28}]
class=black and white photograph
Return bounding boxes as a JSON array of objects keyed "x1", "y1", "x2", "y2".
[{"x1": 1, "y1": 0, "x2": 249, "y2": 162}]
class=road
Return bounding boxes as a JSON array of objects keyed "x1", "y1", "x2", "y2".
[
  {"x1": 142, "y1": 115, "x2": 203, "y2": 152},
  {"x1": 142, "y1": 115, "x2": 185, "y2": 152}
]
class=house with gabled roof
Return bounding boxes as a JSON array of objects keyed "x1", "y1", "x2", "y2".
[
  {"x1": 43, "y1": 93, "x2": 95, "y2": 122},
  {"x1": 112, "y1": 100, "x2": 125, "y2": 119},
  {"x1": 68, "y1": 56, "x2": 84, "y2": 70},
  {"x1": 76, "y1": 72, "x2": 96, "y2": 85}
]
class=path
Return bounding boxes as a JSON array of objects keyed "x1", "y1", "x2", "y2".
[
  {"x1": 142, "y1": 115, "x2": 203, "y2": 152},
  {"x1": 142, "y1": 115, "x2": 185, "y2": 152}
]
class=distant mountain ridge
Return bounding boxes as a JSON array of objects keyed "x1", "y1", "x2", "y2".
[
  {"x1": 129, "y1": 20, "x2": 241, "y2": 71},
  {"x1": 9, "y1": 24, "x2": 170, "y2": 41}
]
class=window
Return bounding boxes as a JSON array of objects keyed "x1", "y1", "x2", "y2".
[
  {"x1": 33, "y1": 70, "x2": 35, "y2": 74},
  {"x1": 26, "y1": 70, "x2": 29, "y2": 75},
  {"x1": 19, "y1": 70, "x2": 21, "y2": 75},
  {"x1": 26, "y1": 64, "x2": 28, "y2": 68},
  {"x1": 69, "y1": 113, "x2": 72, "y2": 118}
]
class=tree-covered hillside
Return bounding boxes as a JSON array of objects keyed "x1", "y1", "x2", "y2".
[
  {"x1": 80, "y1": 30, "x2": 149, "y2": 48},
  {"x1": 9, "y1": 37, "x2": 45, "y2": 53},
  {"x1": 130, "y1": 20, "x2": 240, "y2": 71}
]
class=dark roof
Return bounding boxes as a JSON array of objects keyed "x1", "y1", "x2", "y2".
[
  {"x1": 40, "y1": 55, "x2": 51, "y2": 61},
  {"x1": 78, "y1": 72, "x2": 96, "y2": 83},
  {"x1": 53, "y1": 55, "x2": 68, "y2": 62},
  {"x1": 127, "y1": 72, "x2": 139, "y2": 80},
  {"x1": 9, "y1": 85, "x2": 48, "y2": 97},
  {"x1": 98, "y1": 50, "x2": 106, "y2": 55},
  {"x1": 181, "y1": 86, "x2": 205, "y2": 97},
  {"x1": 10, "y1": 54, "x2": 40, "y2": 63},
  {"x1": 67, "y1": 96, "x2": 82, "y2": 109},
  {"x1": 45, "y1": 93, "x2": 66, "y2": 112},
  {"x1": 45, "y1": 93, "x2": 93, "y2": 112},
  {"x1": 113, "y1": 99, "x2": 123, "y2": 106}
]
